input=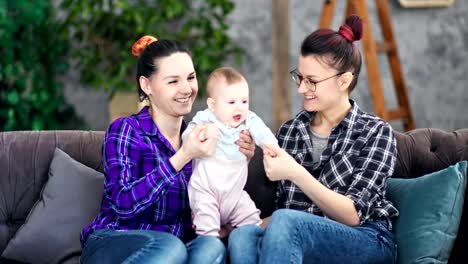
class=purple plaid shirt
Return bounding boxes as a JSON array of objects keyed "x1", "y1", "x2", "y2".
[{"x1": 80, "y1": 106, "x2": 193, "y2": 246}]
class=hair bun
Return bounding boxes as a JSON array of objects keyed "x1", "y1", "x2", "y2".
[
  {"x1": 338, "y1": 15, "x2": 363, "y2": 42},
  {"x1": 132, "y1": 35, "x2": 158, "y2": 57}
]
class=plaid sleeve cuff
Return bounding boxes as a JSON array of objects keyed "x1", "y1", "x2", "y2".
[
  {"x1": 148, "y1": 157, "x2": 178, "y2": 186},
  {"x1": 346, "y1": 187, "x2": 373, "y2": 221}
]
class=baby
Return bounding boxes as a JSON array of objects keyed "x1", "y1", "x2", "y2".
[{"x1": 182, "y1": 67, "x2": 278, "y2": 236}]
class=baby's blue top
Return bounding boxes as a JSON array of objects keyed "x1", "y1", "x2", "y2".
[{"x1": 182, "y1": 109, "x2": 277, "y2": 160}]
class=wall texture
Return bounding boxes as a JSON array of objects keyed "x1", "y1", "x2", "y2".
[{"x1": 66, "y1": 0, "x2": 468, "y2": 132}]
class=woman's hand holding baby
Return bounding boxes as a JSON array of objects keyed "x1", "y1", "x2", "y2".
[
  {"x1": 182, "y1": 124, "x2": 220, "y2": 160},
  {"x1": 237, "y1": 130, "x2": 256, "y2": 161},
  {"x1": 198, "y1": 123, "x2": 219, "y2": 142}
]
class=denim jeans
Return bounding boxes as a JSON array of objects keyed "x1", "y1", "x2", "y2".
[
  {"x1": 228, "y1": 209, "x2": 396, "y2": 264},
  {"x1": 80, "y1": 229, "x2": 226, "y2": 264}
]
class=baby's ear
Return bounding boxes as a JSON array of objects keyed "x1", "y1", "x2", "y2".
[{"x1": 207, "y1": 97, "x2": 215, "y2": 111}]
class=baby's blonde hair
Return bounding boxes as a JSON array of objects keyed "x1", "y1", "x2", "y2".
[{"x1": 206, "y1": 67, "x2": 246, "y2": 97}]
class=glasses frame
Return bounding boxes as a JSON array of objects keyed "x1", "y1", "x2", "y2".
[{"x1": 290, "y1": 69, "x2": 347, "y2": 92}]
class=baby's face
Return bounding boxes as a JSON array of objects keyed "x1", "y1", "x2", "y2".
[{"x1": 208, "y1": 81, "x2": 249, "y2": 128}]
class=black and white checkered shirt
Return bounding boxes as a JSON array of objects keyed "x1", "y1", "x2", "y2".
[{"x1": 276, "y1": 100, "x2": 398, "y2": 223}]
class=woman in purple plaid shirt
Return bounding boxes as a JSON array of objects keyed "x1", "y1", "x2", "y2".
[
  {"x1": 80, "y1": 35, "x2": 255, "y2": 264},
  {"x1": 229, "y1": 15, "x2": 398, "y2": 264}
]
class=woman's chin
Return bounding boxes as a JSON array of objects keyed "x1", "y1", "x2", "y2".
[
  {"x1": 303, "y1": 102, "x2": 319, "y2": 112},
  {"x1": 180, "y1": 108, "x2": 192, "y2": 116},
  {"x1": 172, "y1": 105, "x2": 193, "y2": 117}
]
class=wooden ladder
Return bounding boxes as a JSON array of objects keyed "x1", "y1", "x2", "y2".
[{"x1": 320, "y1": 0, "x2": 416, "y2": 131}]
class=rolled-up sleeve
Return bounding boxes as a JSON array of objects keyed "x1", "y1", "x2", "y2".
[{"x1": 345, "y1": 123, "x2": 397, "y2": 221}]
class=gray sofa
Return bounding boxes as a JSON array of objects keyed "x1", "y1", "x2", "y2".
[{"x1": 1, "y1": 129, "x2": 468, "y2": 263}]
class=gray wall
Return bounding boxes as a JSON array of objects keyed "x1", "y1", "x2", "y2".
[{"x1": 66, "y1": 0, "x2": 468, "y2": 132}]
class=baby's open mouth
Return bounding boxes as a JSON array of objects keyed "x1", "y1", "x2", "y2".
[{"x1": 233, "y1": 115, "x2": 242, "y2": 122}]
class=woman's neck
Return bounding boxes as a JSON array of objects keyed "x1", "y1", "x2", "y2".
[
  {"x1": 311, "y1": 99, "x2": 352, "y2": 135},
  {"x1": 149, "y1": 107, "x2": 183, "y2": 149}
]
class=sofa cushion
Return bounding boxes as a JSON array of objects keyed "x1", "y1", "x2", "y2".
[
  {"x1": 1, "y1": 148, "x2": 104, "y2": 264},
  {"x1": 387, "y1": 161, "x2": 467, "y2": 264}
]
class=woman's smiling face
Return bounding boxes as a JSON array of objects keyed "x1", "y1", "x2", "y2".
[
  {"x1": 296, "y1": 55, "x2": 348, "y2": 112},
  {"x1": 141, "y1": 52, "x2": 198, "y2": 118}
]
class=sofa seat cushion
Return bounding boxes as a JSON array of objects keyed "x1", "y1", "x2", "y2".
[
  {"x1": 387, "y1": 161, "x2": 467, "y2": 264},
  {"x1": 1, "y1": 148, "x2": 104, "y2": 264}
]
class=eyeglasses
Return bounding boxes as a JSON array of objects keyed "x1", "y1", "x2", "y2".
[{"x1": 290, "y1": 69, "x2": 347, "y2": 92}]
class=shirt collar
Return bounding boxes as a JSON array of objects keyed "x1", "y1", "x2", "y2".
[
  {"x1": 338, "y1": 99, "x2": 361, "y2": 130},
  {"x1": 135, "y1": 106, "x2": 187, "y2": 137},
  {"x1": 293, "y1": 99, "x2": 361, "y2": 131}
]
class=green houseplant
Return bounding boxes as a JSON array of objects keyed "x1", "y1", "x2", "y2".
[
  {"x1": 0, "y1": 1, "x2": 81, "y2": 131},
  {"x1": 60, "y1": 0, "x2": 242, "y2": 99}
]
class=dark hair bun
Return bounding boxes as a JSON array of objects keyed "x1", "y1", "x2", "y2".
[
  {"x1": 338, "y1": 15, "x2": 363, "y2": 42},
  {"x1": 132, "y1": 35, "x2": 158, "y2": 57}
]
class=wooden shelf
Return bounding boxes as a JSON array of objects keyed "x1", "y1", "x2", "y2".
[{"x1": 399, "y1": 0, "x2": 454, "y2": 8}]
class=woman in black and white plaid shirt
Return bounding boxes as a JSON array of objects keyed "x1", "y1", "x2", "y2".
[{"x1": 229, "y1": 15, "x2": 398, "y2": 264}]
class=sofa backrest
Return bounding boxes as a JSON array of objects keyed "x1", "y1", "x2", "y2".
[
  {"x1": 0, "y1": 131, "x2": 104, "y2": 253},
  {"x1": 393, "y1": 128, "x2": 468, "y2": 179},
  {"x1": 1, "y1": 128, "x2": 468, "y2": 261}
]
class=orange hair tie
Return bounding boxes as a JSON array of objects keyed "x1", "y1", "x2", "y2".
[{"x1": 132, "y1": 35, "x2": 158, "y2": 57}]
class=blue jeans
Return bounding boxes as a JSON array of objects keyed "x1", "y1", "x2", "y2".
[
  {"x1": 229, "y1": 209, "x2": 396, "y2": 264},
  {"x1": 80, "y1": 229, "x2": 226, "y2": 264}
]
